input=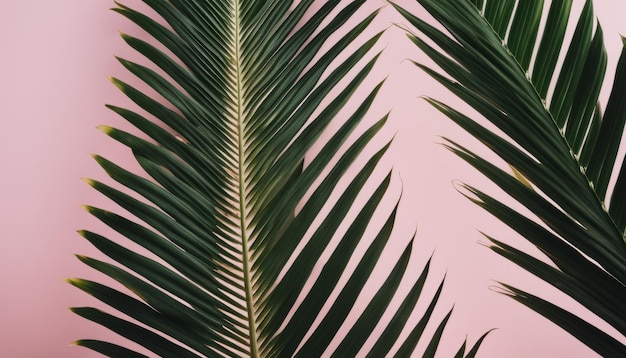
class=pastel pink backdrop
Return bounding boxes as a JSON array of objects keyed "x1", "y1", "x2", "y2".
[{"x1": 1, "y1": 1, "x2": 624, "y2": 357}]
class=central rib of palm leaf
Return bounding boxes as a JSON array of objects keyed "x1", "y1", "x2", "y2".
[{"x1": 224, "y1": 0, "x2": 260, "y2": 356}]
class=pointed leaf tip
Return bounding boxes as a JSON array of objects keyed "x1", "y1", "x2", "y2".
[
  {"x1": 66, "y1": 278, "x2": 81, "y2": 285},
  {"x1": 96, "y1": 125, "x2": 113, "y2": 134},
  {"x1": 115, "y1": 57, "x2": 131, "y2": 67},
  {"x1": 74, "y1": 254, "x2": 89, "y2": 262},
  {"x1": 108, "y1": 77, "x2": 123, "y2": 89},
  {"x1": 80, "y1": 178, "x2": 96, "y2": 186}
]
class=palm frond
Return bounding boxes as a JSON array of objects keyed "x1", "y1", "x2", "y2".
[
  {"x1": 395, "y1": 0, "x2": 626, "y2": 355},
  {"x1": 70, "y1": 1, "x2": 484, "y2": 356}
]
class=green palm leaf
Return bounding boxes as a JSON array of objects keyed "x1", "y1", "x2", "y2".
[
  {"x1": 70, "y1": 1, "x2": 485, "y2": 356},
  {"x1": 395, "y1": 0, "x2": 626, "y2": 356}
]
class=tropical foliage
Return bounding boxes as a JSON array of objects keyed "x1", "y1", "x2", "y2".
[
  {"x1": 69, "y1": 1, "x2": 487, "y2": 356},
  {"x1": 394, "y1": 0, "x2": 626, "y2": 356}
]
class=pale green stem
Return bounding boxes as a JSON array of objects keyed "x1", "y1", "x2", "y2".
[{"x1": 233, "y1": 1, "x2": 260, "y2": 356}]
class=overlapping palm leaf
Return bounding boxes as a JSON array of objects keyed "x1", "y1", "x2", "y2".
[
  {"x1": 394, "y1": 0, "x2": 626, "y2": 356},
  {"x1": 69, "y1": 1, "x2": 486, "y2": 356}
]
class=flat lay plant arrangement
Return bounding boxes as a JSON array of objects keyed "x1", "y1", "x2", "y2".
[{"x1": 71, "y1": 0, "x2": 626, "y2": 356}]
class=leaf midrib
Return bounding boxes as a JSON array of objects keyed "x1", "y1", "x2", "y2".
[{"x1": 232, "y1": 0, "x2": 259, "y2": 356}]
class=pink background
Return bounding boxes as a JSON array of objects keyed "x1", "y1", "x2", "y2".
[{"x1": 1, "y1": 1, "x2": 624, "y2": 357}]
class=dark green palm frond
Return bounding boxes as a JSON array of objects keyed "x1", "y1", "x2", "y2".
[
  {"x1": 394, "y1": 0, "x2": 626, "y2": 356},
  {"x1": 69, "y1": 1, "x2": 484, "y2": 356}
]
